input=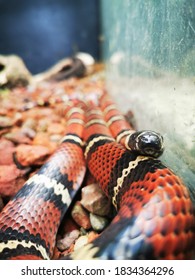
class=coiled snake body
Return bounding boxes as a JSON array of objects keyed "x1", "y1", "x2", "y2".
[
  {"x1": 69, "y1": 97, "x2": 194, "y2": 260},
  {"x1": 0, "y1": 92, "x2": 194, "y2": 260}
]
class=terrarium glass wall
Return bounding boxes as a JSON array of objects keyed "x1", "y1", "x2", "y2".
[{"x1": 100, "y1": 0, "x2": 195, "y2": 201}]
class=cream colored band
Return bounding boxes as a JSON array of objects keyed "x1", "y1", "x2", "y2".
[
  {"x1": 107, "y1": 115, "x2": 126, "y2": 127},
  {"x1": 103, "y1": 104, "x2": 117, "y2": 114},
  {"x1": 66, "y1": 107, "x2": 84, "y2": 118},
  {"x1": 27, "y1": 174, "x2": 72, "y2": 205},
  {"x1": 66, "y1": 118, "x2": 85, "y2": 126},
  {"x1": 85, "y1": 119, "x2": 107, "y2": 128},
  {"x1": 116, "y1": 130, "x2": 135, "y2": 143},
  {"x1": 60, "y1": 134, "x2": 84, "y2": 146},
  {"x1": 112, "y1": 155, "x2": 149, "y2": 208},
  {"x1": 0, "y1": 240, "x2": 49, "y2": 260}
]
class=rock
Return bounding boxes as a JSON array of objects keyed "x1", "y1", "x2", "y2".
[
  {"x1": 80, "y1": 227, "x2": 87, "y2": 235},
  {"x1": 0, "y1": 195, "x2": 4, "y2": 212},
  {"x1": 71, "y1": 201, "x2": 91, "y2": 230},
  {"x1": 15, "y1": 144, "x2": 50, "y2": 166},
  {"x1": 36, "y1": 119, "x2": 49, "y2": 132},
  {"x1": 0, "y1": 128, "x2": 10, "y2": 137},
  {"x1": 0, "y1": 139, "x2": 15, "y2": 165},
  {"x1": 0, "y1": 138, "x2": 15, "y2": 149},
  {"x1": 0, "y1": 164, "x2": 28, "y2": 197},
  {"x1": 74, "y1": 235, "x2": 88, "y2": 251},
  {"x1": 49, "y1": 134, "x2": 63, "y2": 143},
  {"x1": 47, "y1": 123, "x2": 65, "y2": 135},
  {"x1": 22, "y1": 118, "x2": 37, "y2": 130},
  {"x1": 81, "y1": 183, "x2": 111, "y2": 216},
  {"x1": 53, "y1": 243, "x2": 75, "y2": 259},
  {"x1": 0, "y1": 54, "x2": 31, "y2": 87},
  {"x1": 23, "y1": 107, "x2": 54, "y2": 121},
  {"x1": 57, "y1": 229, "x2": 80, "y2": 251},
  {"x1": 20, "y1": 127, "x2": 36, "y2": 139},
  {"x1": 32, "y1": 132, "x2": 57, "y2": 153},
  {"x1": 61, "y1": 217, "x2": 79, "y2": 234},
  {"x1": 0, "y1": 116, "x2": 13, "y2": 128},
  {"x1": 0, "y1": 143, "x2": 15, "y2": 165},
  {"x1": 89, "y1": 213, "x2": 109, "y2": 232},
  {"x1": 0, "y1": 107, "x2": 8, "y2": 116},
  {"x1": 4, "y1": 130, "x2": 32, "y2": 144},
  {"x1": 88, "y1": 231, "x2": 99, "y2": 243},
  {"x1": 52, "y1": 246, "x2": 61, "y2": 260},
  {"x1": 13, "y1": 112, "x2": 23, "y2": 126}
]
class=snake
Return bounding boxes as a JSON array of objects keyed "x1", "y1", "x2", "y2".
[
  {"x1": 0, "y1": 101, "x2": 86, "y2": 259},
  {"x1": 0, "y1": 92, "x2": 194, "y2": 259}
]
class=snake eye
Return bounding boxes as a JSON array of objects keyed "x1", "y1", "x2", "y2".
[{"x1": 128, "y1": 130, "x2": 164, "y2": 158}]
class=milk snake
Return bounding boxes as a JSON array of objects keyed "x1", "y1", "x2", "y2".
[
  {"x1": 0, "y1": 101, "x2": 86, "y2": 259},
  {"x1": 0, "y1": 92, "x2": 194, "y2": 260}
]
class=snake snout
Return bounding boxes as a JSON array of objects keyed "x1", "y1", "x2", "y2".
[{"x1": 128, "y1": 130, "x2": 164, "y2": 158}]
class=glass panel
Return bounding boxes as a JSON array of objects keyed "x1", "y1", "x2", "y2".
[{"x1": 100, "y1": 0, "x2": 195, "y2": 199}]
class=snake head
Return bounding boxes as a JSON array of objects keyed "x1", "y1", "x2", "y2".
[{"x1": 127, "y1": 130, "x2": 164, "y2": 158}]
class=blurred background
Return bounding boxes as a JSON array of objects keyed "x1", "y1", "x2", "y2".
[
  {"x1": 0, "y1": 0, "x2": 195, "y2": 199},
  {"x1": 0, "y1": 0, "x2": 100, "y2": 73}
]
